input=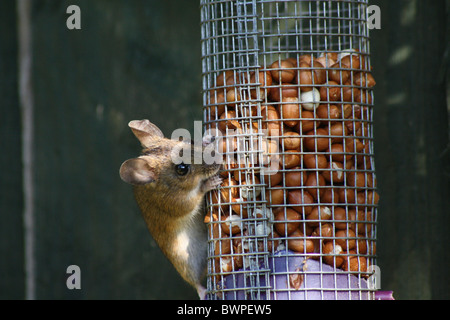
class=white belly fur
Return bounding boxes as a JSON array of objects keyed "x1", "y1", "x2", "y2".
[{"x1": 174, "y1": 230, "x2": 190, "y2": 261}]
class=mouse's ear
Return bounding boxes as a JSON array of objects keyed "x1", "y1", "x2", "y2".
[
  {"x1": 119, "y1": 158, "x2": 157, "y2": 185},
  {"x1": 128, "y1": 119, "x2": 164, "y2": 148}
]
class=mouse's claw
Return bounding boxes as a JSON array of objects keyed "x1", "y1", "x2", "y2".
[{"x1": 203, "y1": 175, "x2": 223, "y2": 192}]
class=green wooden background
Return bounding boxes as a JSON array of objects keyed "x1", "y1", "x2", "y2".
[{"x1": 1, "y1": 0, "x2": 449, "y2": 300}]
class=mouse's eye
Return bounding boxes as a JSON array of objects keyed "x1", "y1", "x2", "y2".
[{"x1": 175, "y1": 163, "x2": 190, "y2": 176}]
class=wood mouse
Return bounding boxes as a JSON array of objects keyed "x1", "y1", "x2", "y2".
[{"x1": 119, "y1": 119, "x2": 222, "y2": 299}]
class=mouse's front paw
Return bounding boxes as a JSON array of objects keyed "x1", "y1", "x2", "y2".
[{"x1": 203, "y1": 175, "x2": 223, "y2": 192}]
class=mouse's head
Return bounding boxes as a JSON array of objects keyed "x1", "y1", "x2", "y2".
[{"x1": 119, "y1": 120, "x2": 221, "y2": 193}]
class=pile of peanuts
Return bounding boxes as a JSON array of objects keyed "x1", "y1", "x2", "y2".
[{"x1": 204, "y1": 49, "x2": 378, "y2": 278}]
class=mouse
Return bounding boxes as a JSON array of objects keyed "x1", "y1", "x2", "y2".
[{"x1": 119, "y1": 119, "x2": 222, "y2": 299}]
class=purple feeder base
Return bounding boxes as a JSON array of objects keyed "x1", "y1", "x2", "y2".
[{"x1": 214, "y1": 250, "x2": 393, "y2": 300}]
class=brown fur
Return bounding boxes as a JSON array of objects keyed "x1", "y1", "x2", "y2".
[{"x1": 119, "y1": 120, "x2": 221, "y2": 298}]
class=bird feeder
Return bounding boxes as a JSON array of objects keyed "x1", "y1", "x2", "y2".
[{"x1": 200, "y1": 0, "x2": 389, "y2": 300}]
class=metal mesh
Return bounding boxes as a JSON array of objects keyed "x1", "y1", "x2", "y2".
[{"x1": 200, "y1": 0, "x2": 377, "y2": 300}]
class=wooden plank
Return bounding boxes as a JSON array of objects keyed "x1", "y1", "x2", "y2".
[
  {"x1": 0, "y1": 0, "x2": 25, "y2": 299},
  {"x1": 370, "y1": 0, "x2": 450, "y2": 299},
  {"x1": 31, "y1": 0, "x2": 202, "y2": 299},
  {"x1": 24, "y1": 0, "x2": 450, "y2": 300}
]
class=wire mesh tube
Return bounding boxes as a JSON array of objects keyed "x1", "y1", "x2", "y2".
[{"x1": 200, "y1": 0, "x2": 378, "y2": 300}]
